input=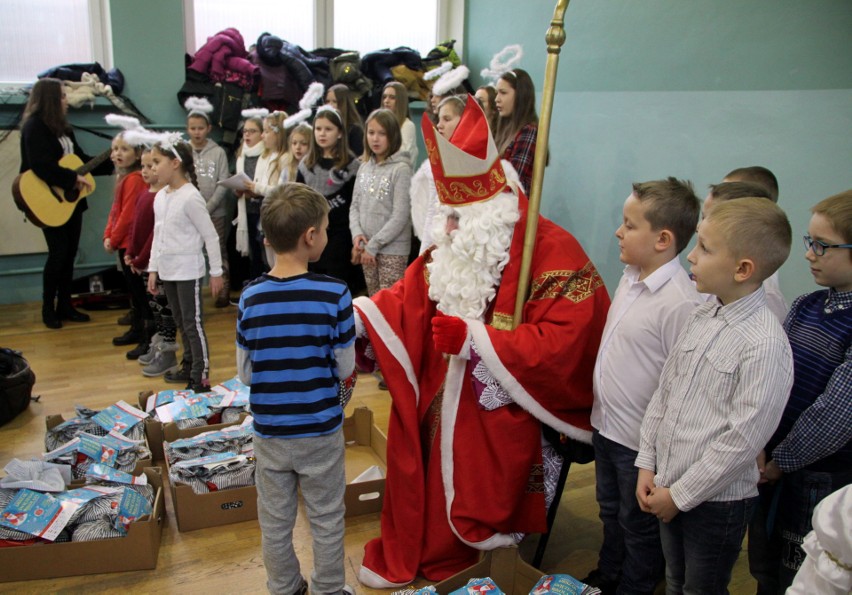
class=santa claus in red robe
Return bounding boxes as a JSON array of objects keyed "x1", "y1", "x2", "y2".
[{"x1": 354, "y1": 96, "x2": 610, "y2": 587}]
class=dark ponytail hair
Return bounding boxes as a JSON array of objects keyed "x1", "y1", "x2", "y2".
[{"x1": 152, "y1": 140, "x2": 198, "y2": 188}]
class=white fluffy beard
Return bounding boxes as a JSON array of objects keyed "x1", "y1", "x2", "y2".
[{"x1": 427, "y1": 191, "x2": 520, "y2": 320}]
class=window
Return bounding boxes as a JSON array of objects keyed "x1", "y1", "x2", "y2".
[
  {"x1": 0, "y1": 0, "x2": 112, "y2": 84},
  {"x1": 187, "y1": 0, "x2": 463, "y2": 58},
  {"x1": 333, "y1": 0, "x2": 439, "y2": 56},
  {"x1": 186, "y1": 0, "x2": 315, "y2": 53}
]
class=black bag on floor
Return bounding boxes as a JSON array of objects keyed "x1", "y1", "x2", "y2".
[{"x1": 0, "y1": 348, "x2": 36, "y2": 426}]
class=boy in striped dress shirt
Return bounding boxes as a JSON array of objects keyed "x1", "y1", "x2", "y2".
[
  {"x1": 237, "y1": 183, "x2": 356, "y2": 595},
  {"x1": 750, "y1": 190, "x2": 852, "y2": 593},
  {"x1": 635, "y1": 198, "x2": 794, "y2": 594}
]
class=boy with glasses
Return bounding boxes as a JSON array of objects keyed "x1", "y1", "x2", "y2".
[{"x1": 750, "y1": 189, "x2": 852, "y2": 593}]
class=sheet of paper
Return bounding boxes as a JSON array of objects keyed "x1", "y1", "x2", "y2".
[{"x1": 217, "y1": 171, "x2": 253, "y2": 191}]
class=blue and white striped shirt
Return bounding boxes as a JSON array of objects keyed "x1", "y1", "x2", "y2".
[
  {"x1": 636, "y1": 287, "x2": 794, "y2": 512},
  {"x1": 236, "y1": 272, "x2": 355, "y2": 439}
]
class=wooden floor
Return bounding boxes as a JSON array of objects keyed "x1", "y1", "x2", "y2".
[{"x1": 0, "y1": 297, "x2": 757, "y2": 593}]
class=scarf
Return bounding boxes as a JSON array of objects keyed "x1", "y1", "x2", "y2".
[{"x1": 234, "y1": 141, "x2": 265, "y2": 256}]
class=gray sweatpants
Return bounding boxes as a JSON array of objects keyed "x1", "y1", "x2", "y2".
[
  {"x1": 163, "y1": 278, "x2": 210, "y2": 385},
  {"x1": 254, "y1": 430, "x2": 346, "y2": 595}
]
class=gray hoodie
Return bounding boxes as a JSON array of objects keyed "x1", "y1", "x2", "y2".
[
  {"x1": 349, "y1": 152, "x2": 412, "y2": 257},
  {"x1": 192, "y1": 139, "x2": 231, "y2": 218}
]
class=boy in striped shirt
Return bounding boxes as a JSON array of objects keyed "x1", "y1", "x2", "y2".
[
  {"x1": 237, "y1": 183, "x2": 356, "y2": 595},
  {"x1": 635, "y1": 198, "x2": 794, "y2": 594}
]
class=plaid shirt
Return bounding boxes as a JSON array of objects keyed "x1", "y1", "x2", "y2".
[
  {"x1": 771, "y1": 288, "x2": 852, "y2": 472},
  {"x1": 503, "y1": 123, "x2": 537, "y2": 194}
]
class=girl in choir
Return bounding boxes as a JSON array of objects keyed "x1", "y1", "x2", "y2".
[
  {"x1": 475, "y1": 84, "x2": 498, "y2": 131},
  {"x1": 122, "y1": 142, "x2": 179, "y2": 378},
  {"x1": 296, "y1": 106, "x2": 365, "y2": 294},
  {"x1": 103, "y1": 125, "x2": 148, "y2": 354},
  {"x1": 350, "y1": 109, "x2": 412, "y2": 296},
  {"x1": 410, "y1": 96, "x2": 466, "y2": 254},
  {"x1": 242, "y1": 111, "x2": 288, "y2": 278},
  {"x1": 147, "y1": 137, "x2": 223, "y2": 392},
  {"x1": 233, "y1": 111, "x2": 267, "y2": 278},
  {"x1": 279, "y1": 123, "x2": 311, "y2": 184},
  {"x1": 184, "y1": 97, "x2": 231, "y2": 307},
  {"x1": 325, "y1": 83, "x2": 364, "y2": 156},
  {"x1": 493, "y1": 68, "x2": 538, "y2": 194},
  {"x1": 380, "y1": 81, "x2": 417, "y2": 168}
]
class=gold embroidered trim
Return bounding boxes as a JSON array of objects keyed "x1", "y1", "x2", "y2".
[
  {"x1": 490, "y1": 311, "x2": 514, "y2": 331},
  {"x1": 530, "y1": 262, "x2": 604, "y2": 304}
]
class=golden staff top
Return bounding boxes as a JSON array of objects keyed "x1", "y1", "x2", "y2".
[{"x1": 512, "y1": 0, "x2": 570, "y2": 328}]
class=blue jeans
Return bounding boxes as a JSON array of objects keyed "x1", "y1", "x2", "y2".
[
  {"x1": 593, "y1": 431, "x2": 664, "y2": 594},
  {"x1": 748, "y1": 467, "x2": 852, "y2": 594},
  {"x1": 659, "y1": 497, "x2": 756, "y2": 595}
]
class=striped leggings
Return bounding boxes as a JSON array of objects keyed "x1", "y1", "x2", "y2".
[{"x1": 163, "y1": 278, "x2": 210, "y2": 385}]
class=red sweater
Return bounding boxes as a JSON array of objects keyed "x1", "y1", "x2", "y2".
[
  {"x1": 127, "y1": 187, "x2": 156, "y2": 270},
  {"x1": 104, "y1": 170, "x2": 145, "y2": 250}
]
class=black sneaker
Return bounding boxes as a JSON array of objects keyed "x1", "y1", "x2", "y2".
[
  {"x1": 113, "y1": 328, "x2": 141, "y2": 346},
  {"x1": 186, "y1": 381, "x2": 211, "y2": 394},
  {"x1": 164, "y1": 367, "x2": 191, "y2": 384},
  {"x1": 580, "y1": 569, "x2": 619, "y2": 595},
  {"x1": 57, "y1": 306, "x2": 91, "y2": 323},
  {"x1": 126, "y1": 340, "x2": 151, "y2": 360},
  {"x1": 292, "y1": 577, "x2": 308, "y2": 595}
]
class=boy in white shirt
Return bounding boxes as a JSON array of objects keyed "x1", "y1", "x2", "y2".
[
  {"x1": 585, "y1": 178, "x2": 702, "y2": 594},
  {"x1": 636, "y1": 198, "x2": 794, "y2": 594}
]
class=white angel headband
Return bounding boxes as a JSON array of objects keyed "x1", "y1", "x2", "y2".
[
  {"x1": 284, "y1": 82, "x2": 325, "y2": 129},
  {"x1": 105, "y1": 113, "x2": 142, "y2": 131},
  {"x1": 266, "y1": 110, "x2": 288, "y2": 133},
  {"x1": 432, "y1": 64, "x2": 470, "y2": 97},
  {"x1": 480, "y1": 44, "x2": 523, "y2": 83},
  {"x1": 122, "y1": 129, "x2": 186, "y2": 161},
  {"x1": 314, "y1": 104, "x2": 342, "y2": 124},
  {"x1": 241, "y1": 108, "x2": 269, "y2": 120},
  {"x1": 184, "y1": 96, "x2": 214, "y2": 121}
]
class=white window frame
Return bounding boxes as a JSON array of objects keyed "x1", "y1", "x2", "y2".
[
  {"x1": 90, "y1": 0, "x2": 114, "y2": 70},
  {"x1": 0, "y1": 0, "x2": 112, "y2": 86},
  {"x1": 183, "y1": 0, "x2": 464, "y2": 58}
]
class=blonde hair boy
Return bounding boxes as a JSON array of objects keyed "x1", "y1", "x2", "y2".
[{"x1": 696, "y1": 198, "x2": 792, "y2": 293}]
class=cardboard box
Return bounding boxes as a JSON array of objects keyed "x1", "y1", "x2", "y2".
[
  {"x1": 342, "y1": 406, "x2": 387, "y2": 517},
  {"x1": 164, "y1": 420, "x2": 259, "y2": 532},
  {"x1": 0, "y1": 467, "x2": 166, "y2": 582},
  {"x1": 138, "y1": 391, "x2": 248, "y2": 461},
  {"x1": 434, "y1": 547, "x2": 544, "y2": 595},
  {"x1": 164, "y1": 406, "x2": 387, "y2": 531},
  {"x1": 45, "y1": 414, "x2": 153, "y2": 474}
]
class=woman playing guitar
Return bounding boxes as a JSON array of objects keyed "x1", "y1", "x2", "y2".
[{"x1": 19, "y1": 77, "x2": 113, "y2": 329}]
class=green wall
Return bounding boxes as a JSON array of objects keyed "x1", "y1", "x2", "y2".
[
  {"x1": 466, "y1": 0, "x2": 852, "y2": 302},
  {"x1": 2, "y1": 0, "x2": 851, "y2": 304},
  {"x1": 0, "y1": 0, "x2": 189, "y2": 305}
]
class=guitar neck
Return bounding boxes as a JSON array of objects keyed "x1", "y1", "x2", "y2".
[{"x1": 76, "y1": 148, "x2": 113, "y2": 175}]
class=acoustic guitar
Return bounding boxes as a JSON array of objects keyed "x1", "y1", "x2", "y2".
[{"x1": 12, "y1": 149, "x2": 111, "y2": 228}]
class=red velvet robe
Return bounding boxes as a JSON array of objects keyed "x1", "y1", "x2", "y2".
[{"x1": 354, "y1": 197, "x2": 610, "y2": 586}]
